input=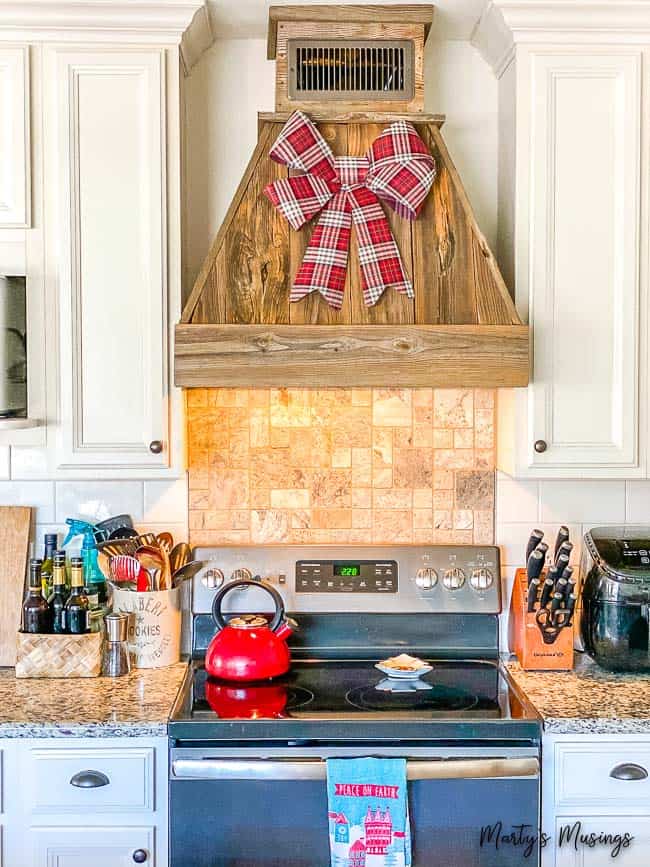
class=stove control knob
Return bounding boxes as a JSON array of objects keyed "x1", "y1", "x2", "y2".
[
  {"x1": 442, "y1": 567, "x2": 466, "y2": 591},
  {"x1": 415, "y1": 567, "x2": 437, "y2": 590},
  {"x1": 202, "y1": 568, "x2": 225, "y2": 590},
  {"x1": 231, "y1": 567, "x2": 253, "y2": 583},
  {"x1": 469, "y1": 568, "x2": 494, "y2": 592}
]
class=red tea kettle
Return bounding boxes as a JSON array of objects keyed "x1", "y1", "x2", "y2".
[{"x1": 205, "y1": 580, "x2": 293, "y2": 681}]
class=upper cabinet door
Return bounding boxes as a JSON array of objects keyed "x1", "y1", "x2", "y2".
[
  {"x1": 0, "y1": 45, "x2": 29, "y2": 227},
  {"x1": 44, "y1": 47, "x2": 172, "y2": 472},
  {"x1": 516, "y1": 50, "x2": 643, "y2": 476}
]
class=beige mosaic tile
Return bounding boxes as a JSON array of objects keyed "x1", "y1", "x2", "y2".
[{"x1": 187, "y1": 388, "x2": 497, "y2": 547}]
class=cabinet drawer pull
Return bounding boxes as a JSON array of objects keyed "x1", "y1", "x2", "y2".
[
  {"x1": 132, "y1": 850, "x2": 148, "y2": 863},
  {"x1": 149, "y1": 440, "x2": 163, "y2": 454},
  {"x1": 534, "y1": 439, "x2": 548, "y2": 453},
  {"x1": 609, "y1": 763, "x2": 648, "y2": 781},
  {"x1": 69, "y1": 769, "x2": 110, "y2": 788}
]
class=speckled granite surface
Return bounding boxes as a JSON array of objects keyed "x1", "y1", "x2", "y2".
[
  {"x1": 0, "y1": 662, "x2": 188, "y2": 737},
  {"x1": 506, "y1": 654, "x2": 650, "y2": 733}
]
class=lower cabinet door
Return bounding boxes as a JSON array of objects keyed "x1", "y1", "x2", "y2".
[
  {"x1": 553, "y1": 817, "x2": 648, "y2": 866},
  {"x1": 31, "y1": 826, "x2": 154, "y2": 867}
]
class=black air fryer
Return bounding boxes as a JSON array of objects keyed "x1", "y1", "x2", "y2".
[{"x1": 581, "y1": 526, "x2": 650, "y2": 672}]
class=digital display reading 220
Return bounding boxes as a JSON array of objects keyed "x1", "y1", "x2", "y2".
[{"x1": 334, "y1": 563, "x2": 361, "y2": 576}]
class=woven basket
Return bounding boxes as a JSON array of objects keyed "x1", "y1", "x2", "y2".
[{"x1": 15, "y1": 631, "x2": 103, "y2": 678}]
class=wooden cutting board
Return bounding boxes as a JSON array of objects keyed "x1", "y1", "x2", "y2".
[{"x1": 0, "y1": 506, "x2": 32, "y2": 666}]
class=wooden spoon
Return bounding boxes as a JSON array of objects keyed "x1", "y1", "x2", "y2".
[
  {"x1": 156, "y1": 532, "x2": 174, "y2": 554},
  {"x1": 170, "y1": 542, "x2": 191, "y2": 575}
]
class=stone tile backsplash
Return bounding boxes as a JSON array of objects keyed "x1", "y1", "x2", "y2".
[{"x1": 187, "y1": 388, "x2": 497, "y2": 546}]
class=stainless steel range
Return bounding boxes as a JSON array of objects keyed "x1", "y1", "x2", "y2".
[{"x1": 169, "y1": 546, "x2": 541, "y2": 867}]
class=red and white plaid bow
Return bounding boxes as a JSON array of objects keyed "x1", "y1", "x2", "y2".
[{"x1": 264, "y1": 111, "x2": 436, "y2": 309}]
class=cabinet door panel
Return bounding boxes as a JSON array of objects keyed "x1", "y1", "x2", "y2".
[
  {"x1": 32, "y1": 825, "x2": 154, "y2": 867},
  {"x1": 0, "y1": 46, "x2": 29, "y2": 227},
  {"x1": 45, "y1": 47, "x2": 169, "y2": 471},
  {"x1": 525, "y1": 51, "x2": 642, "y2": 471},
  {"x1": 553, "y1": 817, "x2": 646, "y2": 866}
]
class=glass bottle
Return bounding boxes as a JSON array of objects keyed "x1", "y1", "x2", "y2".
[
  {"x1": 40, "y1": 532, "x2": 58, "y2": 597},
  {"x1": 22, "y1": 559, "x2": 51, "y2": 634},
  {"x1": 64, "y1": 557, "x2": 89, "y2": 635},
  {"x1": 48, "y1": 552, "x2": 69, "y2": 634}
]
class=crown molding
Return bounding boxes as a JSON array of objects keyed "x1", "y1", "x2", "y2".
[
  {"x1": 0, "y1": 1, "x2": 213, "y2": 72},
  {"x1": 472, "y1": 0, "x2": 650, "y2": 76}
]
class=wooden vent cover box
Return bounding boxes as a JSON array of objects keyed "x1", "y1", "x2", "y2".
[{"x1": 175, "y1": 5, "x2": 530, "y2": 389}]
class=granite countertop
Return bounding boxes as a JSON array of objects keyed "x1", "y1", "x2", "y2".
[
  {"x1": 0, "y1": 662, "x2": 188, "y2": 737},
  {"x1": 506, "y1": 654, "x2": 650, "y2": 734}
]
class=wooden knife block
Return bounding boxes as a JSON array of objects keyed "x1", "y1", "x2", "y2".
[{"x1": 508, "y1": 568, "x2": 574, "y2": 671}]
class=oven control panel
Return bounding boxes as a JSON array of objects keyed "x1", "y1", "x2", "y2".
[{"x1": 296, "y1": 560, "x2": 398, "y2": 593}]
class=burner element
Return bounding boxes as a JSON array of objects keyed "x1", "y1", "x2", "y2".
[{"x1": 346, "y1": 678, "x2": 479, "y2": 712}]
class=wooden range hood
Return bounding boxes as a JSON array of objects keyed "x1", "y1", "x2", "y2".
[{"x1": 175, "y1": 5, "x2": 529, "y2": 389}]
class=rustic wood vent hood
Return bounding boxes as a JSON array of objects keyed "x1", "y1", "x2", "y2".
[{"x1": 175, "y1": 5, "x2": 530, "y2": 389}]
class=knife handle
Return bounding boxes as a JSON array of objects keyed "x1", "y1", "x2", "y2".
[
  {"x1": 525, "y1": 529, "x2": 544, "y2": 562},
  {"x1": 554, "y1": 526, "x2": 570, "y2": 559},
  {"x1": 526, "y1": 549, "x2": 546, "y2": 585},
  {"x1": 527, "y1": 578, "x2": 540, "y2": 613},
  {"x1": 566, "y1": 592, "x2": 578, "y2": 624},
  {"x1": 554, "y1": 553, "x2": 570, "y2": 579},
  {"x1": 560, "y1": 565, "x2": 574, "y2": 582},
  {"x1": 539, "y1": 577, "x2": 555, "y2": 609},
  {"x1": 550, "y1": 591, "x2": 564, "y2": 615},
  {"x1": 555, "y1": 577, "x2": 569, "y2": 601},
  {"x1": 555, "y1": 541, "x2": 573, "y2": 565}
]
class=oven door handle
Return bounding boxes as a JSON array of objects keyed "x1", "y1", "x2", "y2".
[{"x1": 171, "y1": 757, "x2": 539, "y2": 782}]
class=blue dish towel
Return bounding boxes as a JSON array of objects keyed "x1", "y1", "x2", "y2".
[{"x1": 327, "y1": 758, "x2": 411, "y2": 867}]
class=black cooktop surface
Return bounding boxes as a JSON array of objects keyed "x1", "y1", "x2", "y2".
[{"x1": 169, "y1": 659, "x2": 540, "y2": 743}]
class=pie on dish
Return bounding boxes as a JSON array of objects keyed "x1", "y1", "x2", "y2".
[{"x1": 379, "y1": 653, "x2": 428, "y2": 671}]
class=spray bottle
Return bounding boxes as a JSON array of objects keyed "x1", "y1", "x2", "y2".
[{"x1": 62, "y1": 519, "x2": 106, "y2": 608}]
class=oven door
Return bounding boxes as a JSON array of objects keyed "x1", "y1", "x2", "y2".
[{"x1": 170, "y1": 745, "x2": 540, "y2": 866}]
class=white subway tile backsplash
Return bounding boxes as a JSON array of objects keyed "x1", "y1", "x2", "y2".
[
  {"x1": 0, "y1": 447, "x2": 10, "y2": 480},
  {"x1": 143, "y1": 478, "x2": 188, "y2": 525},
  {"x1": 539, "y1": 480, "x2": 626, "y2": 523},
  {"x1": 495, "y1": 478, "x2": 539, "y2": 523},
  {"x1": 626, "y1": 481, "x2": 650, "y2": 523},
  {"x1": 10, "y1": 446, "x2": 51, "y2": 479},
  {"x1": 55, "y1": 481, "x2": 144, "y2": 523},
  {"x1": 496, "y1": 522, "x2": 581, "y2": 567},
  {"x1": 0, "y1": 480, "x2": 55, "y2": 523}
]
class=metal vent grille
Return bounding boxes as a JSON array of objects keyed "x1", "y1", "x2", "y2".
[{"x1": 288, "y1": 40, "x2": 414, "y2": 101}]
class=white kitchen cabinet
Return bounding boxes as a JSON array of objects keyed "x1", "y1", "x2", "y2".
[
  {"x1": 1, "y1": 736, "x2": 168, "y2": 867},
  {"x1": 40, "y1": 45, "x2": 183, "y2": 477},
  {"x1": 0, "y1": 45, "x2": 29, "y2": 228},
  {"x1": 496, "y1": 46, "x2": 647, "y2": 479},
  {"x1": 542, "y1": 734, "x2": 650, "y2": 867},
  {"x1": 553, "y1": 817, "x2": 648, "y2": 867},
  {"x1": 31, "y1": 826, "x2": 155, "y2": 866},
  {"x1": 473, "y1": 1, "x2": 650, "y2": 480}
]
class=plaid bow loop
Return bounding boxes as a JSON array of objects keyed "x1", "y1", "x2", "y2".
[{"x1": 264, "y1": 111, "x2": 436, "y2": 309}]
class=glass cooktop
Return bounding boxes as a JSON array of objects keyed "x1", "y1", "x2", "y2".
[
  {"x1": 169, "y1": 658, "x2": 540, "y2": 742},
  {"x1": 189, "y1": 659, "x2": 507, "y2": 721}
]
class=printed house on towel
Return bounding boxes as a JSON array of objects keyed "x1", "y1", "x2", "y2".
[{"x1": 175, "y1": 5, "x2": 529, "y2": 391}]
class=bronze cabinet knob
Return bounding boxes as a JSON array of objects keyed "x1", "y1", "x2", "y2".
[
  {"x1": 149, "y1": 440, "x2": 163, "y2": 454},
  {"x1": 534, "y1": 440, "x2": 548, "y2": 453}
]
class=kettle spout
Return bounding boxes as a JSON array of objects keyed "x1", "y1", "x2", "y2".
[{"x1": 274, "y1": 620, "x2": 294, "y2": 640}]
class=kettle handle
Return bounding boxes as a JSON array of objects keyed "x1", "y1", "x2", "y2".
[{"x1": 211, "y1": 579, "x2": 285, "y2": 633}]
